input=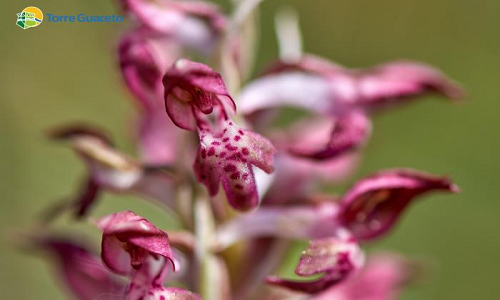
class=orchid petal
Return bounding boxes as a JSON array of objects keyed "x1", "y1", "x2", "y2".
[
  {"x1": 266, "y1": 238, "x2": 364, "y2": 294},
  {"x1": 339, "y1": 169, "x2": 460, "y2": 240},
  {"x1": 238, "y1": 56, "x2": 463, "y2": 117},
  {"x1": 98, "y1": 211, "x2": 175, "y2": 275},
  {"x1": 139, "y1": 109, "x2": 181, "y2": 165},
  {"x1": 313, "y1": 253, "x2": 414, "y2": 300},
  {"x1": 288, "y1": 112, "x2": 371, "y2": 160},
  {"x1": 263, "y1": 153, "x2": 360, "y2": 205},
  {"x1": 38, "y1": 237, "x2": 124, "y2": 300},
  {"x1": 216, "y1": 202, "x2": 339, "y2": 249},
  {"x1": 122, "y1": 0, "x2": 225, "y2": 55},
  {"x1": 163, "y1": 59, "x2": 236, "y2": 130}
]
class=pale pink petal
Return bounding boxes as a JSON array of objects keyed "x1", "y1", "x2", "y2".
[
  {"x1": 138, "y1": 109, "x2": 181, "y2": 165},
  {"x1": 216, "y1": 202, "x2": 340, "y2": 249},
  {"x1": 288, "y1": 112, "x2": 371, "y2": 160},
  {"x1": 263, "y1": 153, "x2": 360, "y2": 205},
  {"x1": 239, "y1": 56, "x2": 463, "y2": 117}
]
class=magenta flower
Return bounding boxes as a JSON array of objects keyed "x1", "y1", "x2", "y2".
[
  {"x1": 97, "y1": 211, "x2": 200, "y2": 299},
  {"x1": 163, "y1": 59, "x2": 236, "y2": 130},
  {"x1": 163, "y1": 59, "x2": 276, "y2": 211},
  {"x1": 338, "y1": 168, "x2": 460, "y2": 241},
  {"x1": 267, "y1": 237, "x2": 364, "y2": 294},
  {"x1": 49, "y1": 125, "x2": 176, "y2": 218},
  {"x1": 97, "y1": 210, "x2": 175, "y2": 274}
]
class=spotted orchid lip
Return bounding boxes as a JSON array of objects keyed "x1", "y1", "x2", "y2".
[{"x1": 194, "y1": 120, "x2": 276, "y2": 211}]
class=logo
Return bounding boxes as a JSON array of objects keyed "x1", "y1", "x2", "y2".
[{"x1": 17, "y1": 6, "x2": 44, "y2": 29}]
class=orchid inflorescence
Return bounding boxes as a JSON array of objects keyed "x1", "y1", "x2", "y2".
[{"x1": 31, "y1": 1, "x2": 464, "y2": 300}]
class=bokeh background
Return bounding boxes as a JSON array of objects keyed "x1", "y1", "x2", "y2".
[{"x1": 1, "y1": 0, "x2": 499, "y2": 299}]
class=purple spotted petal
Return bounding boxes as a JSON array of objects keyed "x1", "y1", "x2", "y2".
[
  {"x1": 143, "y1": 287, "x2": 201, "y2": 300},
  {"x1": 288, "y1": 112, "x2": 371, "y2": 160},
  {"x1": 97, "y1": 211, "x2": 175, "y2": 275},
  {"x1": 38, "y1": 237, "x2": 124, "y2": 300},
  {"x1": 339, "y1": 169, "x2": 460, "y2": 241},
  {"x1": 313, "y1": 253, "x2": 413, "y2": 300},
  {"x1": 216, "y1": 202, "x2": 340, "y2": 249},
  {"x1": 163, "y1": 59, "x2": 236, "y2": 130},
  {"x1": 194, "y1": 120, "x2": 276, "y2": 211},
  {"x1": 266, "y1": 238, "x2": 364, "y2": 294}
]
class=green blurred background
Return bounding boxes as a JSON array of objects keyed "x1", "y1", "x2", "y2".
[{"x1": 1, "y1": 0, "x2": 499, "y2": 299}]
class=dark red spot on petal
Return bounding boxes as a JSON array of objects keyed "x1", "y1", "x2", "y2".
[
  {"x1": 225, "y1": 144, "x2": 238, "y2": 151},
  {"x1": 235, "y1": 184, "x2": 243, "y2": 190},
  {"x1": 223, "y1": 137, "x2": 230, "y2": 142},
  {"x1": 230, "y1": 172, "x2": 241, "y2": 180},
  {"x1": 208, "y1": 147, "x2": 216, "y2": 156},
  {"x1": 224, "y1": 164, "x2": 237, "y2": 172},
  {"x1": 238, "y1": 130, "x2": 245, "y2": 135},
  {"x1": 211, "y1": 141, "x2": 221, "y2": 146},
  {"x1": 201, "y1": 149, "x2": 207, "y2": 159},
  {"x1": 234, "y1": 135, "x2": 241, "y2": 141},
  {"x1": 242, "y1": 173, "x2": 249, "y2": 180},
  {"x1": 219, "y1": 152, "x2": 227, "y2": 158},
  {"x1": 241, "y1": 147, "x2": 250, "y2": 155}
]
